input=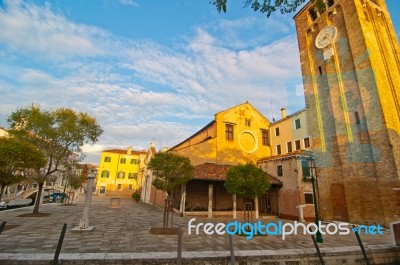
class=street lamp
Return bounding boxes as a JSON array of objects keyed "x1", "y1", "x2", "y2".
[{"x1": 308, "y1": 157, "x2": 323, "y2": 243}]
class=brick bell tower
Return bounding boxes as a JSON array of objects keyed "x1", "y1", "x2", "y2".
[{"x1": 294, "y1": 0, "x2": 400, "y2": 226}]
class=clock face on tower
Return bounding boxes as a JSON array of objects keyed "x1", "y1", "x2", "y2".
[{"x1": 315, "y1": 25, "x2": 337, "y2": 49}]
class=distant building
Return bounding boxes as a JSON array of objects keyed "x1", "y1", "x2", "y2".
[
  {"x1": 140, "y1": 142, "x2": 159, "y2": 204},
  {"x1": 95, "y1": 147, "x2": 147, "y2": 196}
]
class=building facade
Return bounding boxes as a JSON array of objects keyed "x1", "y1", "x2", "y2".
[
  {"x1": 95, "y1": 148, "x2": 147, "y2": 196},
  {"x1": 258, "y1": 107, "x2": 315, "y2": 222},
  {"x1": 270, "y1": 108, "x2": 311, "y2": 156},
  {"x1": 294, "y1": 0, "x2": 400, "y2": 225},
  {"x1": 171, "y1": 101, "x2": 272, "y2": 166},
  {"x1": 168, "y1": 102, "x2": 276, "y2": 217}
]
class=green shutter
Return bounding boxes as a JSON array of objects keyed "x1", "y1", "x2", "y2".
[{"x1": 302, "y1": 161, "x2": 310, "y2": 177}]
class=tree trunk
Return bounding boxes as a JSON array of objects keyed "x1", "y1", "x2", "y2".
[
  {"x1": 0, "y1": 185, "x2": 5, "y2": 202},
  {"x1": 33, "y1": 182, "x2": 44, "y2": 214}
]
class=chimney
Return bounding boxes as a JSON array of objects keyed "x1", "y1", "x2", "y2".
[
  {"x1": 127, "y1": 146, "x2": 132, "y2": 155},
  {"x1": 281, "y1": 108, "x2": 287, "y2": 119}
]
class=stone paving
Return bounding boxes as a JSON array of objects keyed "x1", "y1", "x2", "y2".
[{"x1": 0, "y1": 195, "x2": 394, "y2": 255}]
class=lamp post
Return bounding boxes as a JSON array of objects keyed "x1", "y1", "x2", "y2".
[
  {"x1": 74, "y1": 169, "x2": 97, "y2": 231},
  {"x1": 309, "y1": 157, "x2": 323, "y2": 243}
]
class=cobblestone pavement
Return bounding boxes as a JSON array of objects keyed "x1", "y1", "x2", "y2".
[{"x1": 0, "y1": 195, "x2": 393, "y2": 254}]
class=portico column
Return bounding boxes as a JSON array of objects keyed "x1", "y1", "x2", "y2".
[
  {"x1": 180, "y1": 184, "x2": 187, "y2": 216},
  {"x1": 232, "y1": 194, "x2": 237, "y2": 219},
  {"x1": 255, "y1": 197, "x2": 259, "y2": 219},
  {"x1": 208, "y1": 184, "x2": 213, "y2": 218}
]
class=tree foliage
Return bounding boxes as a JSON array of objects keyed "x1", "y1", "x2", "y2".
[
  {"x1": 210, "y1": 0, "x2": 326, "y2": 17},
  {"x1": 7, "y1": 104, "x2": 103, "y2": 213},
  {"x1": 225, "y1": 163, "x2": 270, "y2": 199},
  {"x1": 0, "y1": 137, "x2": 47, "y2": 201},
  {"x1": 148, "y1": 152, "x2": 194, "y2": 195}
]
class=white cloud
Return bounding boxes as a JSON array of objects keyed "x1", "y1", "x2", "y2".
[
  {"x1": 0, "y1": 0, "x2": 105, "y2": 59},
  {"x1": 119, "y1": 0, "x2": 139, "y2": 8}
]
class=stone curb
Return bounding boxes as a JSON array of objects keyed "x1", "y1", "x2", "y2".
[{"x1": 0, "y1": 244, "x2": 398, "y2": 263}]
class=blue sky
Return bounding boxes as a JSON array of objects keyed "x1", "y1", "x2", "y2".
[{"x1": 0, "y1": 0, "x2": 399, "y2": 164}]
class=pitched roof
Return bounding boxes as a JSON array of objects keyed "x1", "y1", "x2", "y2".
[
  {"x1": 194, "y1": 163, "x2": 230, "y2": 181},
  {"x1": 215, "y1": 101, "x2": 270, "y2": 122},
  {"x1": 193, "y1": 162, "x2": 283, "y2": 186},
  {"x1": 170, "y1": 101, "x2": 270, "y2": 151},
  {"x1": 169, "y1": 120, "x2": 215, "y2": 150}
]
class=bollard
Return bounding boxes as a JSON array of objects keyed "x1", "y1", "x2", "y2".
[
  {"x1": 311, "y1": 234, "x2": 325, "y2": 265},
  {"x1": 177, "y1": 225, "x2": 182, "y2": 265},
  {"x1": 53, "y1": 223, "x2": 67, "y2": 265},
  {"x1": 353, "y1": 225, "x2": 371, "y2": 265},
  {"x1": 228, "y1": 234, "x2": 235, "y2": 265},
  {"x1": 0, "y1": 221, "x2": 6, "y2": 235}
]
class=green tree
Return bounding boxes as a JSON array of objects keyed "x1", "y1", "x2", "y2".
[
  {"x1": 225, "y1": 163, "x2": 270, "y2": 220},
  {"x1": 211, "y1": 0, "x2": 326, "y2": 17},
  {"x1": 148, "y1": 152, "x2": 194, "y2": 228},
  {"x1": 8, "y1": 104, "x2": 103, "y2": 213},
  {"x1": 148, "y1": 152, "x2": 194, "y2": 195},
  {"x1": 0, "y1": 137, "x2": 47, "y2": 201}
]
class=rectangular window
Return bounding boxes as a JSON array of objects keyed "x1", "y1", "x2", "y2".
[
  {"x1": 277, "y1": 165, "x2": 283, "y2": 177},
  {"x1": 128, "y1": 173, "x2": 138, "y2": 179},
  {"x1": 287, "y1": 142, "x2": 292, "y2": 153},
  {"x1": 130, "y1": 159, "x2": 137, "y2": 165},
  {"x1": 295, "y1": 119, "x2": 301, "y2": 129},
  {"x1": 304, "y1": 137, "x2": 310, "y2": 148},
  {"x1": 275, "y1": 127, "x2": 280, "y2": 137},
  {"x1": 117, "y1": 171, "x2": 125, "y2": 179},
  {"x1": 128, "y1": 184, "x2": 133, "y2": 190},
  {"x1": 295, "y1": 140, "x2": 301, "y2": 150},
  {"x1": 261, "y1": 130, "x2": 270, "y2": 146},
  {"x1": 104, "y1": 157, "x2": 111, "y2": 163},
  {"x1": 120, "y1": 158, "x2": 126, "y2": 164},
  {"x1": 99, "y1": 186, "x2": 106, "y2": 194},
  {"x1": 101, "y1": 171, "x2": 110, "y2": 178},
  {"x1": 355, "y1": 111, "x2": 360, "y2": 125},
  {"x1": 245, "y1": 118, "x2": 251, "y2": 127},
  {"x1": 225, "y1": 124, "x2": 234, "y2": 141},
  {"x1": 301, "y1": 160, "x2": 310, "y2": 177},
  {"x1": 304, "y1": 193, "x2": 314, "y2": 204},
  {"x1": 276, "y1": 145, "x2": 281, "y2": 155},
  {"x1": 117, "y1": 184, "x2": 122, "y2": 190}
]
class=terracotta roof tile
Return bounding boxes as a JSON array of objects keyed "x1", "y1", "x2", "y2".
[{"x1": 194, "y1": 162, "x2": 283, "y2": 186}]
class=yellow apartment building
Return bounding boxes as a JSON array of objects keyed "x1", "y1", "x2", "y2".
[
  {"x1": 269, "y1": 108, "x2": 311, "y2": 156},
  {"x1": 95, "y1": 148, "x2": 147, "y2": 196}
]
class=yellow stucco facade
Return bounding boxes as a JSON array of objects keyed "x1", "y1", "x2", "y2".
[
  {"x1": 95, "y1": 148, "x2": 147, "y2": 196},
  {"x1": 171, "y1": 102, "x2": 271, "y2": 166},
  {"x1": 269, "y1": 108, "x2": 311, "y2": 156}
]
